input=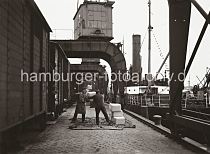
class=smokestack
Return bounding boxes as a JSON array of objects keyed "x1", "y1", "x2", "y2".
[{"x1": 132, "y1": 34, "x2": 142, "y2": 80}]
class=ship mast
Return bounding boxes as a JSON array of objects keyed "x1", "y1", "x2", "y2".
[{"x1": 148, "y1": 0, "x2": 152, "y2": 74}]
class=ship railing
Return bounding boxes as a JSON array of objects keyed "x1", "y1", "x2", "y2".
[
  {"x1": 126, "y1": 94, "x2": 170, "y2": 108},
  {"x1": 182, "y1": 93, "x2": 210, "y2": 108},
  {"x1": 126, "y1": 93, "x2": 210, "y2": 108}
]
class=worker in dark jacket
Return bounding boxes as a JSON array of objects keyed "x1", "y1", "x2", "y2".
[
  {"x1": 93, "y1": 90, "x2": 110, "y2": 125},
  {"x1": 72, "y1": 88, "x2": 87, "y2": 123}
]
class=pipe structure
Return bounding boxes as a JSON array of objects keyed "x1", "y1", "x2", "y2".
[{"x1": 148, "y1": 0, "x2": 152, "y2": 74}]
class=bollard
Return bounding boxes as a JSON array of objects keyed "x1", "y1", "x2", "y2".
[{"x1": 153, "y1": 115, "x2": 162, "y2": 125}]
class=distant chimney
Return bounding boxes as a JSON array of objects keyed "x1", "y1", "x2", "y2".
[{"x1": 132, "y1": 35, "x2": 142, "y2": 80}]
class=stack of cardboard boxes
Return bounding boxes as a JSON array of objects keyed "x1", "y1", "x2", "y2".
[{"x1": 109, "y1": 103, "x2": 125, "y2": 125}]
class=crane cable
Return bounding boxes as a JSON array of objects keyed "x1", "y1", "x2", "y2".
[
  {"x1": 152, "y1": 31, "x2": 169, "y2": 70},
  {"x1": 140, "y1": 30, "x2": 148, "y2": 50}
]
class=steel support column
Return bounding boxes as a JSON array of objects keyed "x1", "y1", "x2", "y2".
[{"x1": 168, "y1": 0, "x2": 191, "y2": 115}]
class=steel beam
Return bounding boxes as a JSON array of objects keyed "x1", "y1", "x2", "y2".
[
  {"x1": 190, "y1": 0, "x2": 210, "y2": 24},
  {"x1": 171, "y1": 115, "x2": 210, "y2": 133},
  {"x1": 54, "y1": 40, "x2": 126, "y2": 99},
  {"x1": 154, "y1": 52, "x2": 169, "y2": 80},
  {"x1": 54, "y1": 40, "x2": 126, "y2": 71},
  {"x1": 185, "y1": 21, "x2": 209, "y2": 76},
  {"x1": 183, "y1": 109, "x2": 210, "y2": 120},
  {"x1": 183, "y1": 115, "x2": 210, "y2": 124},
  {"x1": 168, "y1": 0, "x2": 191, "y2": 115}
]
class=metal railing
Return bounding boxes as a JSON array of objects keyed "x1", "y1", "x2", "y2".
[
  {"x1": 126, "y1": 94, "x2": 210, "y2": 108},
  {"x1": 127, "y1": 94, "x2": 170, "y2": 108},
  {"x1": 50, "y1": 29, "x2": 74, "y2": 40},
  {"x1": 182, "y1": 94, "x2": 210, "y2": 108}
]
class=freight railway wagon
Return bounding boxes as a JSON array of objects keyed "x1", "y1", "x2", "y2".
[
  {"x1": 0, "y1": 0, "x2": 51, "y2": 152},
  {"x1": 48, "y1": 42, "x2": 71, "y2": 118}
]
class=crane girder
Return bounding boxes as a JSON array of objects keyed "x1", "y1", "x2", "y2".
[{"x1": 168, "y1": 0, "x2": 191, "y2": 115}]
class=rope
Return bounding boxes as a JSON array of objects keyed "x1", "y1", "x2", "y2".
[
  {"x1": 152, "y1": 31, "x2": 169, "y2": 70},
  {"x1": 140, "y1": 30, "x2": 147, "y2": 50}
]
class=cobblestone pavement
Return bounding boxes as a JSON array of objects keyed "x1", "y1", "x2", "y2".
[{"x1": 16, "y1": 105, "x2": 196, "y2": 154}]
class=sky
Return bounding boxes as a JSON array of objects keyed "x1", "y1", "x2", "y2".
[{"x1": 34, "y1": 0, "x2": 210, "y2": 87}]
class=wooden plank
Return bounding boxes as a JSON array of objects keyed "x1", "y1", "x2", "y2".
[
  {"x1": 0, "y1": 96, "x2": 7, "y2": 129},
  {"x1": 8, "y1": 60, "x2": 23, "y2": 70},
  {"x1": 0, "y1": 6, "x2": 8, "y2": 28},
  {"x1": 7, "y1": 40, "x2": 23, "y2": 54},
  {"x1": 7, "y1": 53, "x2": 23, "y2": 65},
  {"x1": 8, "y1": 17, "x2": 23, "y2": 34},
  {"x1": 0, "y1": 72, "x2": 7, "y2": 82},
  {"x1": 8, "y1": 14, "x2": 23, "y2": 32},
  {"x1": 0, "y1": 35, "x2": 7, "y2": 47},
  {"x1": 0, "y1": 83, "x2": 7, "y2": 94},
  {"x1": 8, "y1": 82, "x2": 22, "y2": 91},
  {"x1": 0, "y1": 91, "x2": 7, "y2": 125},
  {"x1": 7, "y1": 67, "x2": 22, "y2": 76},
  {"x1": 7, "y1": 107, "x2": 19, "y2": 126},
  {"x1": 0, "y1": 26, "x2": 7, "y2": 38},
  {"x1": 0, "y1": 111, "x2": 46, "y2": 132},
  {"x1": 7, "y1": 94, "x2": 22, "y2": 124},
  {"x1": 7, "y1": 35, "x2": 23, "y2": 50},
  {"x1": 24, "y1": 83, "x2": 30, "y2": 118},
  {"x1": 0, "y1": 41, "x2": 7, "y2": 55},
  {"x1": 8, "y1": 1, "x2": 23, "y2": 26},
  {"x1": 22, "y1": 5, "x2": 32, "y2": 118},
  {"x1": 7, "y1": 20, "x2": 23, "y2": 46},
  {"x1": 33, "y1": 82, "x2": 40, "y2": 114},
  {"x1": 8, "y1": 90, "x2": 22, "y2": 98},
  {"x1": 0, "y1": 61, "x2": 7, "y2": 73}
]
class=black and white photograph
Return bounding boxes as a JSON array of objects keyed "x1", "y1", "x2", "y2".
[{"x1": 0, "y1": 0, "x2": 210, "y2": 153}]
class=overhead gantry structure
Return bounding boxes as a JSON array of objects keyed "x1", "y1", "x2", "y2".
[
  {"x1": 55, "y1": 40, "x2": 126, "y2": 101},
  {"x1": 168, "y1": 0, "x2": 210, "y2": 139}
]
